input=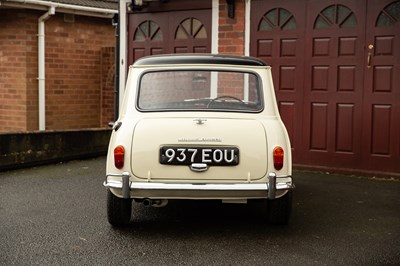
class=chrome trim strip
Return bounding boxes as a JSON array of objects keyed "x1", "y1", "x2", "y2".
[
  {"x1": 104, "y1": 180, "x2": 268, "y2": 190},
  {"x1": 104, "y1": 180, "x2": 293, "y2": 191},
  {"x1": 104, "y1": 172, "x2": 294, "y2": 193}
]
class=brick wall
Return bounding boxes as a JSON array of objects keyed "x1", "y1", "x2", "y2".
[
  {"x1": 217, "y1": 72, "x2": 244, "y2": 99},
  {"x1": 0, "y1": 11, "x2": 29, "y2": 131},
  {"x1": 0, "y1": 9, "x2": 115, "y2": 132},
  {"x1": 218, "y1": 0, "x2": 245, "y2": 55},
  {"x1": 45, "y1": 14, "x2": 114, "y2": 130}
]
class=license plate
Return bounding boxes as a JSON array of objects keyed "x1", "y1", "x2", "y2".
[{"x1": 160, "y1": 147, "x2": 239, "y2": 166}]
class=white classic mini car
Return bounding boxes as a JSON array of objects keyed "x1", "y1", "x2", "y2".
[{"x1": 104, "y1": 54, "x2": 294, "y2": 226}]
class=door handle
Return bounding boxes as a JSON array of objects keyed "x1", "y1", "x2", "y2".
[
  {"x1": 367, "y1": 52, "x2": 372, "y2": 68},
  {"x1": 367, "y1": 44, "x2": 374, "y2": 68}
]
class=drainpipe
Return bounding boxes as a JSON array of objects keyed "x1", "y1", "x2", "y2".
[
  {"x1": 211, "y1": 0, "x2": 219, "y2": 54},
  {"x1": 38, "y1": 6, "x2": 55, "y2": 130},
  {"x1": 113, "y1": 13, "x2": 120, "y2": 121},
  {"x1": 118, "y1": 0, "x2": 127, "y2": 116},
  {"x1": 244, "y1": 0, "x2": 250, "y2": 57},
  {"x1": 210, "y1": 0, "x2": 219, "y2": 98}
]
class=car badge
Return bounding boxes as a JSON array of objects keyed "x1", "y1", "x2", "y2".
[{"x1": 194, "y1": 118, "x2": 207, "y2": 125}]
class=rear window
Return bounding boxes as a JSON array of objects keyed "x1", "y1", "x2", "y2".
[{"x1": 137, "y1": 70, "x2": 263, "y2": 112}]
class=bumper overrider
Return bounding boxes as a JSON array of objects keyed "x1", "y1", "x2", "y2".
[{"x1": 103, "y1": 172, "x2": 294, "y2": 200}]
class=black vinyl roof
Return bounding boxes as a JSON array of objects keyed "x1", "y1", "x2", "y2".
[{"x1": 134, "y1": 54, "x2": 268, "y2": 67}]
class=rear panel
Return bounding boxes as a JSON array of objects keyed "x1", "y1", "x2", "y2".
[{"x1": 131, "y1": 117, "x2": 268, "y2": 182}]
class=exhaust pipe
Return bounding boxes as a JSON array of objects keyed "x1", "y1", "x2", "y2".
[
  {"x1": 142, "y1": 199, "x2": 168, "y2": 208},
  {"x1": 143, "y1": 198, "x2": 152, "y2": 207}
]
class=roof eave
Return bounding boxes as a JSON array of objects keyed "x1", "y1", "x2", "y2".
[{"x1": 1, "y1": 0, "x2": 118, "y2": 18}]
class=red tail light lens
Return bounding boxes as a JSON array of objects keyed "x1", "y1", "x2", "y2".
[
  {"x1": 114, "y1": 145, "x2": 125, "y2": 169},
  {"x1": 273, "y1": 146, "x2": 284, "y2": 170}
]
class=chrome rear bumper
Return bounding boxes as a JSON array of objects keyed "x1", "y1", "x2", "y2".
[{"x1": 104, "y1": 172, "x2": 294, "y2": 200}]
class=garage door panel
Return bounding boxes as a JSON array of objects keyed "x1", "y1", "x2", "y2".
[
  {"x1": 133, "y1": 49, "x2": 145, "y2": 62},
  {"x1": 373, "y1": 66, "x2": 393, "y2": 92},
  {"x1": 339, "y1": 37, "x2": 357, "y2": 56},
  {"x1": 174, "y1": 47, "x2": 188, "y2": 53},
  {"x1": 279, "y1": 102, "x2": 296, "y2": 149},
  {"x1": 374, "y1": 36, "x2": 395, "y2": 56},
  {"x1": 371, "y1": 105, "x2": 392, "y2": 156},
  {"x1": 279, "y1": 66, "x2": 296, "y2": 91},
  {"x1": 337, "y1": 66, "x2": 356, "y2": 91},
  {"x1": 194, "y1": 46, "x2": 207, "y2": 53},
  {"x1": 310, "y1": 102, "x2": 328, "y2": 151},
  {"x1": 336, "y1": 103, "x2": 355, "y2": 153},
  {"x1": 150, "y1": 48, "x2": 164, "y2": 55},
  {"x1": 313, "y1": 38, "x2": 331, "y2": 56},
  {"x1": 312, "y1": 66, "x2": 330, "y2": 91},
  {"x1": 280, "y1": 39, "x2": 297, "y2": 56},
  {"x1": 257, "y1": 39, "x2": 273, "y2": 57}
]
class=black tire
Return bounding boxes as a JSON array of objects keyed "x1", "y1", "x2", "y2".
[
  {"x1": 266, "y1": 191, "x2": 293, "y2": 225},
  {"x1": 107, "y1": 189, "x2": 132, "y2": 227}
]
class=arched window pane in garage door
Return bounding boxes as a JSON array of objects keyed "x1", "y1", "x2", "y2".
[
  {"x1": 176, "y1": 17, "x2": 207, "y2": 39},
  {"x1": 258, "y1": 8, "x2": 297, "y2": 31},
  {"x1": 134, "y1": 20, "x2": 163, "y2": 41},
  {"x1": 376, "y1": 1, "x2": 400, "y2": 27},
  {"x1": 314, "y1": 4, "x2": 357, "y2": 29}
]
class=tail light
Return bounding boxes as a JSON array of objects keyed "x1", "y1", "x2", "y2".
[
  {"x1": 273, "y1": 146, "x2": 284, "y2": 170},
  {"x1": 114, "y1": 145, "x2": 125, "y2": 169}
]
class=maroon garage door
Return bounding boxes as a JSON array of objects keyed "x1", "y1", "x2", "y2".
[
  {"x1": 128, "y1": 6, "x2": 211, "y2": 65},
  {"x1": 251, "y1": 0, "x2": 400, "y2": 175}
]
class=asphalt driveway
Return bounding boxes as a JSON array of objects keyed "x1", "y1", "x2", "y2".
[{"x1": 0, "y1": 157, "x2": 399, "y2": 265}]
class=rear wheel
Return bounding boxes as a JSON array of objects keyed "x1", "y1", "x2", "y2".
[
  {"x1": 266, "y1": 191, "x2": 293, "y2": 225},
  {"x1": 107, "y1": 189, "x2": 132, "y2": 226}
]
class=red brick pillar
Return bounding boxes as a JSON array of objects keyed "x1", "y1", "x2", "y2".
[
  {"x1": 100, "y1": 47, "x2": 115, "y2": 128},
  {"x1": 218, "y1": 0, "x2": 245, "y2": 55}
]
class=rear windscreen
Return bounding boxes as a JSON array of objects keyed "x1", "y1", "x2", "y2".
[{"x1": 137, "y1": 70, "x2": 263, "y2": 112}]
